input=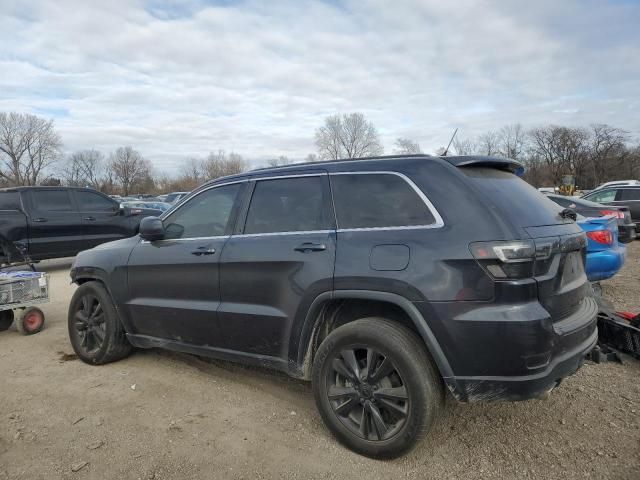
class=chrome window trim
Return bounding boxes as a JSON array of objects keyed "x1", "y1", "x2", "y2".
[
  {"x1": 140, "y1": 235, "x2": 230, "y2": 245},
  {"x1": 234, "y1": 230, "x2": 332, "y2": 238},
  {"x1": 329, "y1": 171, "x2": 445, "y2": 230}
]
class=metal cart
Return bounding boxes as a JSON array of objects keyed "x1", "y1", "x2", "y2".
[
  {"x1": 0, "y1": 235, "x2": 48, "y2": 335},
  {"x1": 0, "y1": 271, "x2": 48, "y2": 334}
]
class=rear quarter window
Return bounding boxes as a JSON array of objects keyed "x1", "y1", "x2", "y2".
[
  {"x1": 330, "y1": 173, "x2": 437, "y2": 229},
  {"x1": 461, "y1": 168, "x2": 563, "y2": 227}
]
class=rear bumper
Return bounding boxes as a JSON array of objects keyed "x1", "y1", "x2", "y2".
[
  {"x1": 585, "y1": 244, "x2": 626, "y2": 282},
  {"x1": 446, "y1": 327, "x2": 597, "y2": 402},
  {"x1": 618, "y1": 223, "x2": 636, "y2": 243},
  {"x1": 429, "y1": 295, "x2": 599, "y2": 402}
]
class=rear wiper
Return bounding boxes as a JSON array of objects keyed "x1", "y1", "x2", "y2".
[{"x1": 559, "y1": 208, "x2": 577, "y2": 221}]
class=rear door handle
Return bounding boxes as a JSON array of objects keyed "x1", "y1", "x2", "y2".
[
  {"x1": 32, "y1": 218, "x2": 47, "y2": 223},
  {"x1": 294, "y1": 242, "x2": 327, "y2": 253},
  {"x1": 83, "y1": 216, "x2": 96, "y2": 221},
  {"x1": 191, "y1": 247, "x2": 216, "y2": 256}
]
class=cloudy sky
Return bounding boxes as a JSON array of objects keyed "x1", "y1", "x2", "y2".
[{"x1": 1, "y1": 0, "x2": 639, "y2": 171}]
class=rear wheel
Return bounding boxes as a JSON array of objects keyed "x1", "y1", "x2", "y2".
[
  {"x1": 0, "y1": 310, "x2": 14, "y2": 331},
  {"x1": 16, "y1": 307, "x2": 44, "y2": 335},
  {"x1": 68, "y1": 281, "x2": 132, "y2": 364},
  {"x1": 312, "y1": 318, "x2": 443, "y2": 458}
]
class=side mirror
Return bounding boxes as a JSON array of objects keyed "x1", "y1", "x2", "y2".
[{"x1": 139, "y1": 216, "x2": 165, "y2": 241}]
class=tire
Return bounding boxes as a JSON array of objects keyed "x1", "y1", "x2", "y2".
[
  {"x1": 0, "y1": 310, "x2": 14, "y2": 331},
  {"x1": 312, "y1": 317, "x2": 443, "y2": 459},
  {"x1": 68, "y1": 281, "x2": 132, "y2": 365},
  {"x1": 16, "y1": 307, "x2": 44, "y2": 335}
]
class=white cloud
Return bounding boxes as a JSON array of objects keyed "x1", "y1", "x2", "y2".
[{"x1": 0, "y1": 0, "x2": 639, "y2": 171}]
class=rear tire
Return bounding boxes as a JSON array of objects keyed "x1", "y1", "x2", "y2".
[
  {"x1": 16, "y1": 307, "x2": 44, "y2": 335},
  {"x1": 312, "y1": 317, "x2": 443, "y2": 459},
  {"x1": 0, "y1": 310, "x2": 14, "y2": 331},
  {"x1": 68, "y1": 281, "x2": 132, "y2": 365}
]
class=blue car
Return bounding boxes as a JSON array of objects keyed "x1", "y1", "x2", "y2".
[{"x1": 577, "y1": 215, "x2": 626, "y2": 282}]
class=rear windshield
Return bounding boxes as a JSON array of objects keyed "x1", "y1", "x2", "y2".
[{"x1": 461, "y1": 167, "x2": 564, "y2": 227}]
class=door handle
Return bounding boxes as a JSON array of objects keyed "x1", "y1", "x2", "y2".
[
  {"x1": 83, "y1": 216, "x2": 96, "y2": 221},
  {"x1": 191, "y1": 247, "x2": 216, "y2": 256},
  {"x1": 32, "y1": 218, "x2": 47, "y2": 223},
  {"x1": 294, "y1": 242, "x2": 327, "y2": 253}
]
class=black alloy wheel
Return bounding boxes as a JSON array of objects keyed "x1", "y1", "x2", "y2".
[
  {"x1": 72, "y1": 294, "x2": 106, "y2": 354},
  {"x1": 327, "y1": 347, "x2": 409, "y2": 441}
]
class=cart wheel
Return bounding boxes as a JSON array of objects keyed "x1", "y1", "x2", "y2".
[
  {"x1": 0, "y1": 310, "x2": 14, "y2": 331},
  {"x1": 16, "y1": 307, "x2": 45, "y2": 335}
]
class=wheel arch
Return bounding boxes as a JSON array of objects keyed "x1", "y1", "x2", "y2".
[{"x1": 293, "y1": 290, "x2": 453, "y2": 381}]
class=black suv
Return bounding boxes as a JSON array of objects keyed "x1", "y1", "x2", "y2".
[{"x1": 68, "y1": 154, "x2": 597, "y2": 458}]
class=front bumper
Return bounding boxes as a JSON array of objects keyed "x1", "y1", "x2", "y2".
[{"x1": 585, "y1": 244, "x2": 626, "y2": 282}]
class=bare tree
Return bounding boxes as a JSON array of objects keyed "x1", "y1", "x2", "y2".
[
  {"x1": 498, "y1": 124, "x2": 526, "y2": 159},
  {"x1": 267, "y1": 155, "x2": 291, "y2": 167},
  {"x1": 529, "y1": 126, "x2": 589, "y2": 185},
  {"x1": 63, "y1": 150, "x2": 104, "y2": 188},
  {"x1": 108, "y1": 146, "x2": 152, "y2": 195},
  {"x1": 305, "y1": 153, "x2": 318, "y2": 163},
  {"x1": 315, "y1": 113, "x2": 383, "y2": 160},
  {"x1": 0, "y1": 112, "x2": 62, "y2": 186},
  {"x1": 452, "y1": 137, "x2": 478, "y2": 155},
  {"x1": 394, "y1": 138, "x2": 421, "y2": 154},
  {"x1": 477, "y1": 131, "x2": 500, "y2": 156},
  {"x1": 589, "y1": 124, "x2": 629, "y2": 185},
  {"x1": 202, "y1": 150, "x2": 247, "y2": 180}
]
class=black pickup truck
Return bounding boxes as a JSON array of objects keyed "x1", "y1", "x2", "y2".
[{"x1": 0, "y1": 186, "x2": 161, "y2": 261}]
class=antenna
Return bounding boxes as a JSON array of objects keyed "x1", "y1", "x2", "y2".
[{"x1": 442, "y1": 128, "x2": 458, "y2": 157}]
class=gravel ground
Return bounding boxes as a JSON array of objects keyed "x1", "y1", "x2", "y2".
[{"x1": 0, "y1": 252, "x2": 639, "y2": 480}]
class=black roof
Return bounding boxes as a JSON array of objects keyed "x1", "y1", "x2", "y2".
[
  {"x1": 0, "y1": 186, "x2": 99, "y2": 193},
  {"x1": 203, "y1": 154, "x2": 523, "y2": 187}
]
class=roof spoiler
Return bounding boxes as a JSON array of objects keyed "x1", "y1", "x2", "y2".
[{"x1": 442, "y1": 155, "x2": 525, "y2": 176}]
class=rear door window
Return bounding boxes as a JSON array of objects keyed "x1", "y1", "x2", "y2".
[
  {"x1": 617, "y1": 189, "x2": 640, "y2": 201},
  {"x1": 587, "y1": 189, "x2": 617, "y2": 203},
  {"x1": 30, "y1": 190, "x2": 75, "y2": 212},
  {"x1": 244, "y1": 176, "x2": 332, "y2": 234},
  {"x1": 461, "y1": 167, "x2": 563, "y2": 227},
  {"x1": 331, "y1": 173, "x2": 437, "y2": 229}
]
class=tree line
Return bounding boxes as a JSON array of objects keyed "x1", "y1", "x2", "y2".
[{"x1": 1, "y1": 110, "x2": 638, "y2": 194}]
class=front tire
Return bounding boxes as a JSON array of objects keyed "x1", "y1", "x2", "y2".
[
  {"x1": 68, "y1": 281, "x2": 132, "y2": 365},
  {"x1": 312, "y1": 318, "x2": 443, "y2": 459}
]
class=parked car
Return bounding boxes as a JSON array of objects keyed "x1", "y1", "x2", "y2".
[
  {"x1": 577, "y1": 215, "x2": 626, "y2": 282},
  {"x1": 164, "y1": 191, "x2": 190, "y2": 204},
  {"x1": 592, "y1": 180, "x2": 640, "y2": 191},
  {"x1": 546, "y1": 194, "x2": 636, "y2": 243},
  {"x1": 538, "y1": 187, "x2": 556, "y2": 194},
  {"x1": 0, "y1": 187, "x2": 161, "y2": 261},
  {"x1": 68, "y1": 154, "x2": 597, "y2": 458},
  {"x1": 582, "y1": 186, "x2": 640, "y2": 232},
  {"x1": 122, "y1": 201, "x2": 172, "y2": 212}
]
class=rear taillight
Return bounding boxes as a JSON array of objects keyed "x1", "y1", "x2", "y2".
[
  {"x1": 470, "y1": 240, "x2": 537, "y2": 279},
  {"x1": 600, "y1": 209, "x2": 624, "y2": 219},
  {"x1": 586, "y1": 230, "x2": 613, "y2": 245}
]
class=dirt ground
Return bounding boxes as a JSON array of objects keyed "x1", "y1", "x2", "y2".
[{"x1": 1, "y1": 246, "x2": 639, "y2": 480}]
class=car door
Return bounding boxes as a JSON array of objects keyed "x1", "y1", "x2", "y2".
[
  {"x1": 25, "y1": 189, "x2": 84, "y2": 258},
  {"x1": 125, "y1": 181, "x2": 246, "y2": 347},
  {"x1": 218, "y1": 172, "x2": 336, "y2": 358},
  {"x1": 613, "y1": 188, "x2": 640, "y2": 226},
  {"x1": 73, "y1": 189, "x2": 130, "y2": 250}
]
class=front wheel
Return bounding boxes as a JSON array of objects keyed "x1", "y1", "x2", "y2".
[
  {"x1": 312, "y1": 318, "x2": 443, "y2": 459},
  {"x1": 68, "y1": 281, "x2": 132, "y2": 365}
]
